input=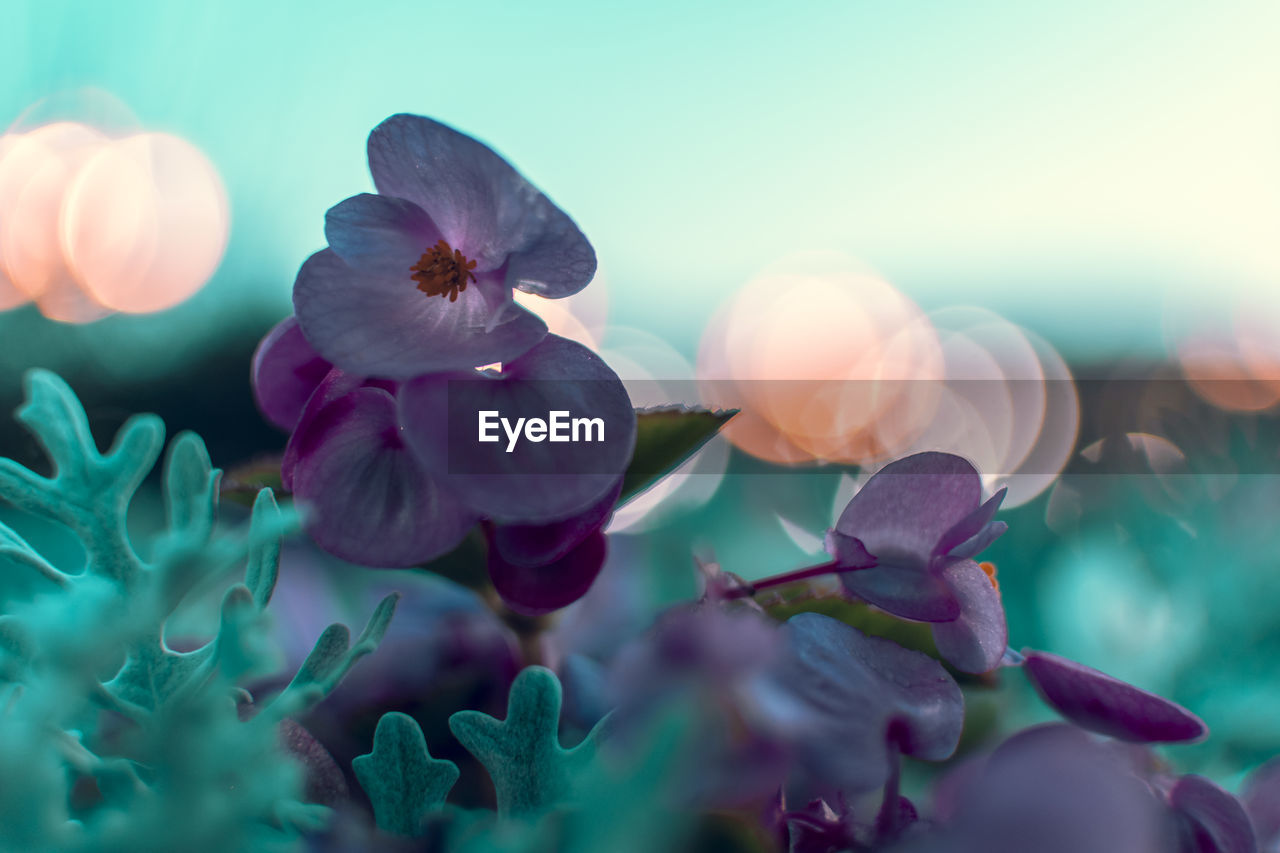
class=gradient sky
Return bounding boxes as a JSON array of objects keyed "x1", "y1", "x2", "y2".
[{"x1": 3, "y1": 0, "x2": 1279, "y2": 369}]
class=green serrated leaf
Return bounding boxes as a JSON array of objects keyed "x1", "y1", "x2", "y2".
[
  {"x1": 353, "y1": 712, "x2": 459, "y2": 836},
  {"x1": 449, "y1": 666, "x2": 608, "y2": 819},
  {"x1": 619, "y1": 406, "x2": 736, "y2": 504}
]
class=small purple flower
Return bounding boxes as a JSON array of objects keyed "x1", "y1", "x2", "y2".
[
  {"x1": 1020, "y1": 649, "x2": 1207, "y2": 744},
  {"x1": 829, "y1": 451, "x2": 1008, "y2": 673},
  {"x1": 251, "y1": 317, "x2": 635, "y2": 612},
  {"x1": 293, "y1": 114, "x2": 595, "y2": 379}
]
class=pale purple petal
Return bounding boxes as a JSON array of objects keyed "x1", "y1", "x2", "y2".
[
  {"x1": 324, "y1": 193, "x2": 444, "y2": 276},
  {"x1": 947, "y1": 520, "x2": 1008, "y2": 561},
  {"x1": 931, "y1": 559, "x2": 1008, "y2": 674},
  {"x1": 1170, "y1": 775, "x2": 1257, "y2": 853},
  {"x1": 1022, "y1": 650, "x2": 1207, "y2": 743},
  {"x1": 938, "y1": 487, "x2": 1007, "y2": 558},
  {"x1": 502, "y1": 208, "x2": 596, "y2": 298},
  {"x1": 398, "y1": 335, "x2": 636, "y2": 524},
  {"x1": 835, "y1": 452, "x2": 983, "y2": 563},
  {"x1": 839, "y1": 564, "x2": 960, "y2": 622},
  {"x1": 487, "y1": 529, "x2": 607, "y2": 615},
  {"x1": 491, "y1": 477, "x2": 622, "y2": 567},
  {"x1": 251, "y1": 316, "x2": 332, "y2": 431},
  {"x1": 293, "y1": 248, "x2": 548, "y2": 378},
  {"x1": 367, "y1": 114, "x2": 512, "y2": 256},
  {"x1": 287, "y1": 384, "x2": 478, "y2": 567},
  {"x1": 771, "y1": 613, "x2": 963, "y2": 797}
]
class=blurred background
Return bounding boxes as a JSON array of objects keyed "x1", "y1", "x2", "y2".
[{"x1": 3, "y1": 0, "x2": 1280, "y2": 788}]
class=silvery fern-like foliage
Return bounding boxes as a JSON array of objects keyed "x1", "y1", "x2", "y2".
[{"x1": 0, "y1": 370, "x2": 396, "y2": 852}]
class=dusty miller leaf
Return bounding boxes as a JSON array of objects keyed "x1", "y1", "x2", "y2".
[{"x1": 353, "y1": 712, "x2": 459, "y2": 836}]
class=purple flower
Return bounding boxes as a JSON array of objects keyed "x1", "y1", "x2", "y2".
[
  {"x1": 829, "y1": 451, "x2": 1008, "y2": 673},
  {"x1": 293, "y1": 114, "x2": 595, "y2": 379},
  {"x1": 251, "y1": 317, "x2": 635, "y2": 612},
  {"x1": 1020, "y1": 649, "x2": 1207, "y2": 744}
]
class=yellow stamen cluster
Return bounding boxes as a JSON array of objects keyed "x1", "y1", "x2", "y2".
[{"x1": 410, "y1": 239, "x2": 477, "y2": 302}]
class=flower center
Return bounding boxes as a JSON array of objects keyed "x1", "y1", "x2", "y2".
[{"x1": 410, "y1": 239, "x2": 477, "y2": 302}]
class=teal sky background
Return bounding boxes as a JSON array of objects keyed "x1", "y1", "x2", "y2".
[{"x1": 3, "y1": 0, "x2": 1279, "y2": 372}]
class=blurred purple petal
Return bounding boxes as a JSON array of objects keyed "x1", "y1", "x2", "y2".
[
  {"x1": 1022, "y1": 650, "x2": 1207, "y2": 743},
  {"x1": 250, "y1": 316, "x2": 332, "y2": 431},
  {"x1": 491, "y1": 477, "x2": 622, "y2": 567},
  {"x1": 1170, "y1": 775, "x2": 1257, "y2": 853},
  {"x1": 1243, "y1": 758, "x2": 1280, "y2": 850},
  {"x1": 324, "y1": 193, "x2": 444, "y2": 277},
  {"x1": 931, "y1": 559, "x2": 1007, "y2": 674},
  {"x1": 293, "y1": 248, "x2": 548, "y2": 379},
  {"x1": 835, "y1": 452, "x2": 983, "y2": 563},
  {"x1": 771, "y1": 612, "x2": 963, "y2": 797},
  {"x1": 287, "y1": 384, "x2": 478, "y2": 566},
  {"x1": 921, "y1": 723, "x2": 1168, "y2": 853},
  {"x1": 399, "y1": 334, "x2": 636, "y2": 523},
  {"x1": 488, "y1": 529, "x2": 607, "y2": 616},
  {"x1": 279, "y1": 718, "x2": 349, "y2": 807},
  {"x1": 611, "y1": 604, "x2": 780, "y2": 703},
  {"x1": 608, "y1": 604, "x2": 790, "y2": 806}
]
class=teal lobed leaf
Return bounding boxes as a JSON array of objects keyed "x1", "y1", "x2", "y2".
[
  {"x1": 618, "y1": 406, "x2": 736, "y2": 505},
  {"x1": 244, "y1": 488, "x2": 282, "y2": 610},
  {"x1": 448, "y1": 666, "x2": 610, "y2": 819},
  {"x1": 270, "y1": 592, "x2": 400, "y2": 716},
  {"x1": 0, "y1": 369, "x2": 374, "y2": 849},
  {"x1": 353, "y1": 712, "x2": 460, "y2": 836}
]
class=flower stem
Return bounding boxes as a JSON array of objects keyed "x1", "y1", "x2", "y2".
[{"x1": 720, "y1": 560, "x2": 848, "y2": 600}]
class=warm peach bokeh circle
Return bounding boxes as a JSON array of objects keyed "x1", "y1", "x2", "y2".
[
  {"x1": 698, "y1": 255, "x2": 1077, "y2": 507},
  {"x1": 0, "y1": 117, "x2": 228, "y2": 323}
]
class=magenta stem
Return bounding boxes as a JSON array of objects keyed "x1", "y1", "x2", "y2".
[{"x1": 720, "y1": 560, "x2": 852, "y2": 600}]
